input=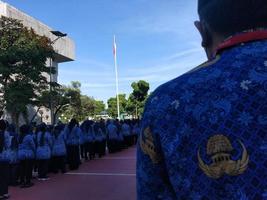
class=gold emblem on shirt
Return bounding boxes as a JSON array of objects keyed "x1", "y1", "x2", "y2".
[
  {"x1": 140, "y1": 127, "x2": 161, "y2": 164},
  {"x1": 198, "y1": 135, "x2": 249, "y2": 179}
]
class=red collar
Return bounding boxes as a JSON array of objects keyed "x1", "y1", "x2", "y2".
[{"x1": 216, "y1": 30, "x2": 267, "y2": 54}]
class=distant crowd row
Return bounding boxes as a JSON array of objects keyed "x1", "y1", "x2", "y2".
[{"x1": 0, "y1": 118, "x2": 140, "y2": 199}]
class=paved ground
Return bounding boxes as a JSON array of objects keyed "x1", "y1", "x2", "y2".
[{"x1": 10, "y1": 147, "x2": 136, "y2": 200}]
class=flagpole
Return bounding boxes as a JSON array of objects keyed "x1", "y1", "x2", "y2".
[{"x1": 113, "y1": 35, "x2": 120, "y2": 120}]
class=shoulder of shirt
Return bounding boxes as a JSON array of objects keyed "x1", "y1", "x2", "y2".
[
  {"x1": 146, "y1": 55, "x2": 221, "y2": 107},
  {"x1": 185, "y1": 55, "x2": 221, "y2": 74},
  {"x1": 24, "y1": 134, "x2": 33, "y2": 140}
]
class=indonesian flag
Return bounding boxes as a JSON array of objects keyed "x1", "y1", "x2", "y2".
[{"x1": 113, "y1": 35, "x2": 117, "y2": 57}]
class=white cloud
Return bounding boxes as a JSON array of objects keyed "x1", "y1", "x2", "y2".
[
  {"x1": 82, "y1": 83, "x2": 115, "y2": 88},
  {"x1": 59, "y1": 69, "x2": 111, "y2": 77},
  {"x1": 60, "y1": 47, "x2": 206, "y2": 99},
  {"x1": 164, "y1": 48, "x2": 203, "y2": 61},
  {"x1": 77, "y1": 58, "x2": 112, "y2": 69},
  {"x1": 117, "y1": 1, "x2": 198, "y2": 37},
  {"x1": 120, "y1": 74, "x2": 158, "y2": 82},
  {"x1": 126, "y1": 47, "x2": 206, "y2": 76}
]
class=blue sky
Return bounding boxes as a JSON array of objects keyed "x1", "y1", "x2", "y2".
[{"x1": 5, "y1": 0, "x2": 206, "y2": 103}]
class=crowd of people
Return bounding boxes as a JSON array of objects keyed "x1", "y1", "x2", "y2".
[{"x1": 0, "y1": 118, "x2": 140, "y2": 199}]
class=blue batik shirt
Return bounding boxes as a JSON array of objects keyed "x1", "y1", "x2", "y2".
[
  {"x1": 82, "y1": 126, "x2": 95, "y2": 143},
  {"x1": 137, "y1": 40, "x2": 267, "y2": 200},
  {"x1": 18, "y1": 134, "x2": 35, "y2": 160},
  {"x1": 52, "y1": 131, "x2": 67, "y2": 156},
  {"x1": 8, "y1": 136, "x2": 18, "y2": 164},
  {"x1": 121, "y1": 123, "x2": 131, "y2": 136},
  {"x1": 36, "y1": 131, "x2": 52, "y2": 160},
  {"x1": 107, "y1": 123, "x2": 119, "y2": 140},
  {"x1": 64, "y1": 126, "x2": 82, "y2": 146},
  {"x1": 0, "y1": 131, "x2": 11, "y2": 162},
  {"x1": 86, "y1": 127, "x2": 96, "y2": 143}
]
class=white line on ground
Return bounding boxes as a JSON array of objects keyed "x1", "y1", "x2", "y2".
[
  {"x1": 95, "y1": 157, "x2": 136, "y2": 160},
  {"x1": 66, "y1": 172, "x2": 136, "y2": 177}
]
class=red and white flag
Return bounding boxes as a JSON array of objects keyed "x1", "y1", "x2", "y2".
[{"x1": 113, "y1": 35, "x2": 117, "y2": 57}]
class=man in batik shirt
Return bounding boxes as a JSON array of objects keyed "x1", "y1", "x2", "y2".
[{"x1": 137, "y1": 0, "x2": 267, "y2": 199}]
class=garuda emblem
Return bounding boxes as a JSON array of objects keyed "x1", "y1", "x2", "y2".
[
  {"x1": 140, "y1": 127, "x2": 161, "y2": 164},
  {"x1": 198, "y1": 135, "x2": 249, "y2": 179}
]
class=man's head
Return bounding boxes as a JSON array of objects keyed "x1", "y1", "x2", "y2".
[{"x1": 195, "y1": 0, "x2": 267, "y2": 60}]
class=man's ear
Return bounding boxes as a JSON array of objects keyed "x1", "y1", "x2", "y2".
[
  {"x1": 194, "y1": 21, "x2": 212, "y2": 48},
  {"x1": 194, "y1": 21, "x2": 202, "y2": 33}
]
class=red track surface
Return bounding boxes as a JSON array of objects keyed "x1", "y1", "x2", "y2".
[{"x1": 10, "y1": 147, "x2": 136, "y2": 200}]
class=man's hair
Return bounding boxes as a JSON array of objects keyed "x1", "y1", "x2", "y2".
[{"x1": 198, "y1": 0, "x2": 267, "y2": 36}]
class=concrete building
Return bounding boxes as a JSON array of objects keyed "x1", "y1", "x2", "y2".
[{"x1": 0, "y1": 1, "x2": 75, "y2": 124}]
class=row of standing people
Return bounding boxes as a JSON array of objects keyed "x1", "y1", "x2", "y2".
[
  {"x1": 0, "y1": 118, "x2": 140, "y2": 199},
  {"x1": 106, "y1": 119, "x2": 140, "y2": 153}
]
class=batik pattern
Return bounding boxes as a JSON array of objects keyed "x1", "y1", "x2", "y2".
[{"x1": 137, "y1": 40, "x2": 267, "y2": 200}]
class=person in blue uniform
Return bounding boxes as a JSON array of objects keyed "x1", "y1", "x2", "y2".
[
  {"x1": 51, "y1": 125, "x2": 66, "y2": 174},
  {"x1": 132, "y1": 119, "x2": 140, "y2": 145},
  {"x1": 94, "y1": 122, "x2": 105, "y2": 158},
  {"x1": 65, "y1": 119, "x2": 81, "y2": 170},
  {"x1": 79, "y1": 121, "x2": 87, "y2": 160},
  {"x1": 0, "y1": 120, "x2": 10, "y2": 199},
  {"x1": 18, "y1": 125, "x2": 35, "y2": 188},
  {"x1": 121, "y1": 120, "x2": 131, "y2": 147},
  {"x1": 80, "y1": 120, "x2": 92, "y2": 160},
  {"x1": 99, "y1": 119, "x2": 107, "y2": 156},
  {"x1": 8, "y1": 134, "x2": 19, "y2": 186},
  {"x1": 137, "y1": 0, "x2": 267, "y2": 199},
  {"x1": 81, "y1": 120, "x2": 96, "y2": 160},
  {"x1": 106, "y1": 120, "x2": 119, "y2": 153},
  {"x1": 36, "y1": 123, "x2": 52, "y2": 180}
]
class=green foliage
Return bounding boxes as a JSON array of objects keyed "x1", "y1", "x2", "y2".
[
  {"x1": 79, "y1": 96, "x2": 105, "y2": 119},
  {"x1": 126, "y1": 80, "x2": 150, "y2": 118},
  {"x1": 5, "y1": 81, "x2": 35, "y2": 125},
  {"x1": 106, "y1": 81, "x2": 150, "y2": 119},
  {"x1": 94, "y1": 100, "x2": 106, "y2": 115},
  {"x1": 57, "y1": 81, "x2": 82, "y2": 122},
  {"x1": 71, "y1": 81, "x2": 81, "y2": 89},
  {"x1": 131, "y1": 80, "x2": 150, "y2": 102},
  {"x1": 57, "y1": 81, "x2": 106, "y2": 123},
  {"x1": 107, "y1": 94, "x2": 127, "y2": 118},
  {"x1": 125, "y1": 94, "x2": 136, "y2": 116},
  {"x1": 80, "y1": 95, "x2": 95, "y2": 117},
  {"x1": 65, "y1": 81, "x2": 82, "y2": 109},
  {"x1": 36, "y1": 83, "x2": 75, "y2": 124},
  {"x1": 0, "y1": 16, "x2": 54, "y2": 126},
  {"x1": 38, "y1": 79, "x2": 149, "y2": 122}
]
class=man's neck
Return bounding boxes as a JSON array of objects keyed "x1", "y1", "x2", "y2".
[{"x1": 207, "y1": 35, "x2": 225, "y2": 60}]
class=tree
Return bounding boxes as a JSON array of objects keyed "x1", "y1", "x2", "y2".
[
  {"x1": 126, "y1": 80, "x2": 150, "y2": 118},
  {"x1": 34, "y1": 83, "x2": 72, "y2": 124},
  {"x1": 0, "y1": 16, "x2": 54, "y2": 128},
  {"x1": 80, "y1": 95, "x2": 96, "y2": 118},
  {"x1": 71, "y1": 81, "x2": 81, "y2": 90},
  {"x1": 80, "y1": 96, "x2": 105, "y2": 119},
  {"x1": 131, "y1": 80, "x2": 150, "y2": 102},
  {"x1": 94, "y1": 100, "x2": 105, "y2": 115},
  {"x1": 107, "y1": 94, "x2": 127, "y2": 118},
  {"x1": 56, "y1": 81, "x2": 82, "y2": 122},
  {"x1": 126, "y1": 94, "x2": 137, "y2": 117},
  {"x1": 56, "y1": 82, "x2": 106, "y2": 123},
  {"x1": 5, "y1": 81, "x2": 35, "y2": 125}
]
